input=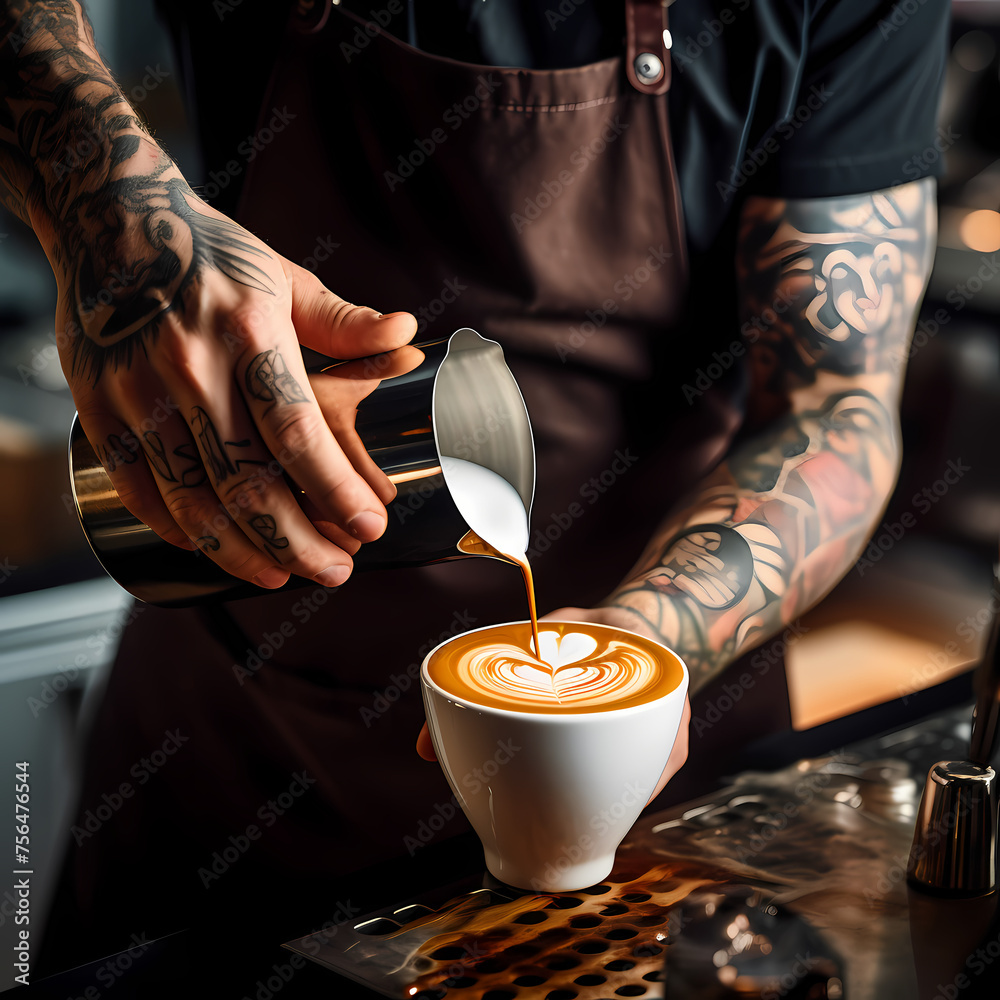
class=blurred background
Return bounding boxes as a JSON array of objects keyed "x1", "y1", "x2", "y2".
[
  {"x1": 0, "y1": 3, "x2": 197, "y2": 986},
  {"x1": 1, "y1": 0, "x2": 999, "y2": 989}
]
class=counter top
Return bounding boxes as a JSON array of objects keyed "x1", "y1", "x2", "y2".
[{"x1": 22, "y1": 700, "x2": 1000, "y2": 999}]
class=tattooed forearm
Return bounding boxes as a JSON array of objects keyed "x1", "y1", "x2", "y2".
[
  {"x1": 738, "y1": 180, "x2": 936, "y2": 411},
  {"x1": 0, "y1": 0, "x2": 274, "y2": 381},
  {"x1": 607, "y1": 180, "x2": 936, "y2": 690}
]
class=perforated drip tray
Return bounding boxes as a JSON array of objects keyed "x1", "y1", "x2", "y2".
[
  {"x1": 285, "y1": 748, "x2": 949, "y2": 999},
  {"x1": 283, "y1": 858, "x2": 735, "y2": 999}
]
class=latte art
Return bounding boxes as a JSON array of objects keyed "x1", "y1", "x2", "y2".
[{"x1": 427, "y1": 621, "x2": 682, "y2": 714}]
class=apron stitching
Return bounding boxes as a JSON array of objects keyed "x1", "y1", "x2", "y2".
[{"x1": 487, "y1": 96, "x2": 623, "y2": 114}]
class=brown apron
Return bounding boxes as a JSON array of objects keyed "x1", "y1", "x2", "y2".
[{"x1": 44, "y1": 0, "x2": 778, "y2": 964}]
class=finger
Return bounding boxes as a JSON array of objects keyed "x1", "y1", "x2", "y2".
[
  {"x1": 125, "y1": 408, "x2": 296, "y2": 589},
  {"x1": 540, "y1": 607, "x2": 590, "y2": 622},
  {"x1": 239, "y1": 338, "x2": 390, "y2": 543},
  {"x1": 416, "y1": 722, "x2": 437, "y2": 761},
  {"x1": 298, "y1": 493, "x2": 362, "y2": 555},
  {"x1": 331, "y1": 425, "x2": 395, "y2": 506},
  {"x1": 287, "y1": 262, "x2": 417, "y2": 359},
  {"x1": 310, "y1": 345, "x2": 427, "y2": 505},
  {"x1": 319, "y1": 345, "x2": 427, "y2": 383},
  {"x1": 648, "y1": 697, "x2": 691, "y2": 804},
  {"x1": 309, "y1": 371, "x2": 395, "y2": 506},
  {"x1": 74, "y1": 404, "x2": 195, "y2": 552},
  {"x1": 175, "y1": 388, "x2": 357, "y2": 588}
]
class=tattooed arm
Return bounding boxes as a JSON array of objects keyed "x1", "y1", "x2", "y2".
[
  {"x1": 0, "y1": 1, "x2": 416, "y2": 589},
  {"x1": 556, "y1": 178, "x2": 936, "y2": 695}
]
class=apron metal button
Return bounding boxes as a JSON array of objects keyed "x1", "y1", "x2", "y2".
[{"x1": 634, "y1": 52, "x2": 664, "y2": 84}]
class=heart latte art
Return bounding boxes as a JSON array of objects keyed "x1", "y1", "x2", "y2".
[{"x1": 427, "y1": 621, "x2": 683, "y2": 714}]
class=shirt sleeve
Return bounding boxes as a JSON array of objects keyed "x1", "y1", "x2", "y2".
[{"x1": 753, "y1": 0, "x2": 951, "y2": 198}]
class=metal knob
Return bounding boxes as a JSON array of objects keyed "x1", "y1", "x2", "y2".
[
  {"x1": 908, "y1": 760, "x2": 997, "y2": 897},
  {"x1": 633, "y1": 52, "x2": 663, "y2": 84}
]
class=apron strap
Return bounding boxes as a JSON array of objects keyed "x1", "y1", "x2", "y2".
[
  {"x1": 291, "y1": 0, "x2": 333, "y2": 34},
  {"x1": 625, "y1": 0, "x2": 672, "y2": 96}
]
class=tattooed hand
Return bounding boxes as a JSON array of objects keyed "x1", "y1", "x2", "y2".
[{"x1": 1, "y1": 1, "x2": 416, "y2": 589}]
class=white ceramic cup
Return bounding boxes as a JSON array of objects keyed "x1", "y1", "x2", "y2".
[{"x1": 420, "y1": 620, "x2": 689, "y2": 892}]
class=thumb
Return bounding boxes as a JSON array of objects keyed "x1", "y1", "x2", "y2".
[{"x1": 288, "y1": 263, "x2": 417, "y2": 359}]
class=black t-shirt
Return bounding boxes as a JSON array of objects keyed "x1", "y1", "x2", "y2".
[{"x1": 158, "y1": 0, "x2": 949, "y2": 254}]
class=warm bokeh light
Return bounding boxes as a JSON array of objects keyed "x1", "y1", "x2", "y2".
[
  {"x1": 953, "y1": 29, "x2": 996, "y2": 73},
  {"x1": 959, "y1": 209, "x2": 1000, "y2": 252}
]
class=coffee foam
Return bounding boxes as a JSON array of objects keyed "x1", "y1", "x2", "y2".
[{"x1": 426, "y1": 620, "x2": 683, "y2": 714}]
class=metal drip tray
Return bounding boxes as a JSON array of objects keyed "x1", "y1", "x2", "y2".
[
  {"x1": 284, "y1": 742, "x2": 973, "y2": 999},
  {"x1": 285, "y1": 862, "x2": 728, "y2": 999}
]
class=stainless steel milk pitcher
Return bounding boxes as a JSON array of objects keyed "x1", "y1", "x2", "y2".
[{"x1": 68, "y1": 328, "x2": 535, "y2": 607}]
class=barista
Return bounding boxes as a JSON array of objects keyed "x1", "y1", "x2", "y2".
[{"x1": 0, "y1": 0, "x2": 948, "y2": 971}]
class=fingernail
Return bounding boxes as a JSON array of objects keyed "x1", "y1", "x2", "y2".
[
  {"x1": 314, "y1": 521, "x2": 362, "y2": 555},
  {"x1": 253, "y1": 567, "x2": 290, "y2": 589},
  {"x1": 315, "y1": 564, "x2": 351, "y2": 588},
  {"x1": 348, "y1": 510, "x2": 386, "y2": 541}
]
